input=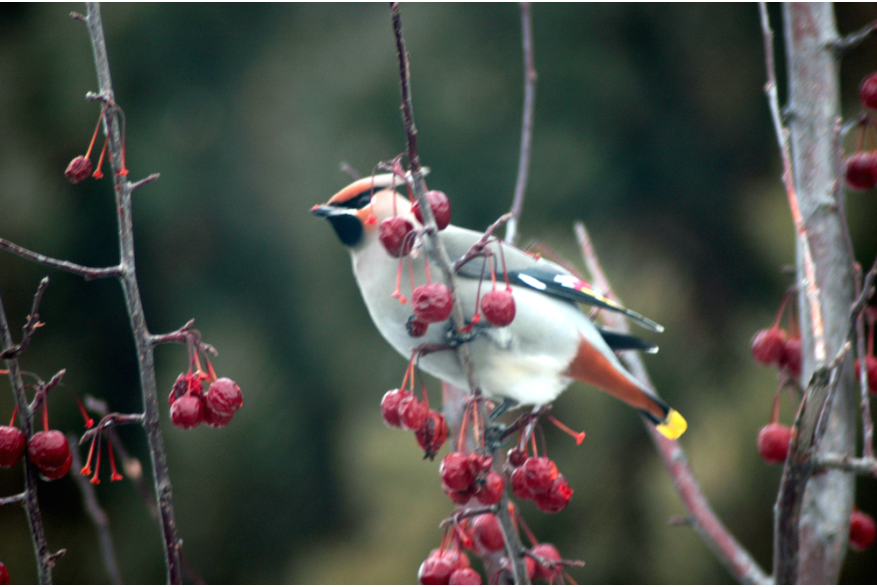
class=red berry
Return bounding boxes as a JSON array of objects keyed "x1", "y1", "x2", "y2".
[
  {"x1": 381, "y1": 389, "x2": 412, "y2": 428},
  {"x1": 520, "y1": 456, "x2": 558, "y2": 495},
  {"x1": 449, "y1": 568, "x2": 482, "y2": 585},
  {"x1": 0, "y1": 561, "x2": 8, "y2": 585},
  {"x1": 475, "y1": 470, "x2": 504, "y2": 506},
  {"x1": 399, "y1": 395, "x2": 429, "y2": 431},
  {"x1": 168, "y1": 373, "x2": 188, "y2": 406},
  {"x1": 854, "y1": 356, "x2": 877, "y2": 394},
  {"x1": 428, "y1": 549, "x2": 469, "y2": 571},
  {"x1": 781, "y1": 336, "x2": 802, "y2": 378},
  {"x1": 380, "y1": 217, "x2": 415, "y2": 258},
  {"x1": 202, "y1": 404, "x2": 234, "y2": 428},
  {"x1": 844, "y1": 152, "x2": 877, "y2": 191},
  {"x1": 205, "y1": 377, "x2": 242, "y2": 417},
  {"x1": 0, "y1": 426, "x2": 26, "y2": 468},
  {"x1": 418, "y1": 554, "x2": 455, "y2": 585},
  {"x1": 510, "y1": 466, "x2": 535, "y2": 500},
  {"x1": 412, "y1": 190, "x2": 452, "y2": 230},
  {"x1": 531, "y1": 543, "x2": 562, "y2": 580},
  {"x1": 440, "y1": 452, "x2": 477, "y2": 492},
  {"x1": 481, "y1": 289, "x2": 516, "y2": 327},
  {"x1": 407, "y1": 315, "x2": 428, "y2": 338},
  {"x1": 412, "y1": 283, "x2": 454, "y2": 324},
  {"x1": 506, "y1": 446, "x2": 527, "y2": 468},
  {"x1": 38, "y1": 449, "x2": 72, "y2": 481},
  {"x1": 751, "y1": 327, "x2": 787, "y2": 366},
  {"x1": 850, "y1": 510, "x2": 876, "y2": 551},
  {"x1": 757, "y1": 423, "x2": 792, "y2": 464},
  {"x1": 416, "y1": 411, "x2": 448, "y2": 459},
  {"x1": 533, "y1": 474, "x2": 573, "y2": 513},
  {"x1": 65, "y1": 155, "x2": 93, "y2": 183},
  {"x1": 170, "y1": 394, "x2": 204, "y2": 429},
  {"x1": 860, "y1": 73, "x2": 877, "y2": 109},
  {"x1": 472, "y1": 514, "x2": 505, "y2": 553},
  {"x1": 28, "y1": 430, "x2": 70, "y2": 471},
  {"x1": 444, "y1": 482, "x2": 476, "y2": 505}
]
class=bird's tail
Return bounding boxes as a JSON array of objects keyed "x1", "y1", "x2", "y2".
[{"x1": 640, "y1": 403, "x2": 687, "y2": 440}]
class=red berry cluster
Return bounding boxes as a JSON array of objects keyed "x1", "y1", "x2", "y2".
[
  {"x1": 850, "y1": 509, "x2": 876, "y2": 551},
  {"x1": 440, "y1": 451, "x2": 504, "y2": 506},
  {"x1": 381, "y1": 388, "x2": 448, "y2": 459},
  {"x1": 843, "y1": 74, "x2": 877, "y2": 191},
  {"x1": 167, "y1": 336, "x2": 241, "y2": 430},
  {"x1": 751, "y1": 295, "x2": 801, "y2": 378},
  {"x1": 418, "y1": 546, "x2": 478, "y2": 585},
  {"x1": 508, "y1": 452, "x2": 573, "y2": 513}
]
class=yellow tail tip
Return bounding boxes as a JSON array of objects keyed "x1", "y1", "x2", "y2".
[{"x1": 655, "y1": 409, "x2": 687, "y2": 439}]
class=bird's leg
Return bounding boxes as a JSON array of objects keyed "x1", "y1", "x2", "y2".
[
  {"x1": 483, "y1": 398, "x2": 518, "y2": 452},
  {"x1": 445, "y1": 319, "x2": 488, "y2": 347}
]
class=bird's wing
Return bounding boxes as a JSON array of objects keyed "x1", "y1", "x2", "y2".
[{"x1": 440, "y1": 226, "x2": 663, "y2": 333}]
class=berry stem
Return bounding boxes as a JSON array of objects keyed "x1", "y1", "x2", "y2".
[
  {"x1": 81, "y1": 434, "x2": 98, "y2": 477},
  {"x1": 90, "y1": 429, "x2": 103, "y2": 485},
  {"x1": 8, "y1": 404, "x2": 16, "y2": 427},
  {"x1": 92, "y1": 136, "x2": 108, "y2": 179},
  {"x1": 84, "y1": 103, "x2": 108, "y2": 160},
  {"x1": 546, "y1": 414, "x2": 586, "y2": 445},
  {"x1": 41, "y1": 401, "x2": 48, "y2": 433},
  {"x1": 108, "y1": 441, "x2": 123, "y2": 481}
]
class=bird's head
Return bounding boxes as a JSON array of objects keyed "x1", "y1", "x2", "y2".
[{"x1": 311, "y1": 174, "x2": 418, "y2": 249}]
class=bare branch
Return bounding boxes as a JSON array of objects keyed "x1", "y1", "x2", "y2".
[
  {"x1": 0, "y1": 277, "x2": 49, "y2": 360},
  {"x1": 79, "y1": 412, "x2": 145, "y2": 445},
  {"x1": 0, "y1": 493, "x2": 26, "y2": 507},
  {"x1": 504, "y1": 2, "x2": 537, "y2": 246},
  {"x1": 829, "y1": 19, "x2": 877, "y2": 54},
  {"x1": 815, "y1": 453, "x2": 877, "y2": 476},
  {"x1": 390, "y1": 4, "x2": 529, "y2": 582},
  {"x1": 69, "y1": 434, "x2": 122, "y2": 584},
  {"x1": 0, "y1": 238, "x2": 121, "y2": 281},
  {"x1": 128, "y1": 173, "x2": 160, "y2": 192},
  {"x1": 574, "y1": 222, "x2": 769, "y2": 585}
]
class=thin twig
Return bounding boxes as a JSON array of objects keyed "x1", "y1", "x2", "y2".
[
  {"x1": 0, "y1": 284, "x2": 54, "y2": 584},
  {"x1": 814, "y1": 453, "x2": 877, "y2": 476},
  {"x1": 759, "y1": 2, "x2": 827, "y2": 365},
  {"x1": 829, "y1": 19, "x2": 877, "y2": 54},
  {"x1": 574, "y1": 222, "x2": 769, "y2": 585},
  {"x1": 79, "y1": 412, "x2": 145, "y2": 445},
  {"x1": 80, "y1": 4, "x2": 183, "y2": 582},
  {"x1": 504, "y1": 2, "x2": 536, "y2": 246},
  {"x1": 390, "y1": 4, "x2": 529, "y2": 582},
  {"x1": 129, "y1": 173, "x2": 161, "y2": 192},
  {"x1": 0, "y1": 277, "x2": 49, "y2": 360},
  {"x1": 0, "y1": 493, "x2": 26, "y2": 507},
  {"x1": 453, "y1": 213, "x2": 512, "y2": 271},
  {"x1": 68, "y1": 434, "x2": 122, "y2": 584},
  {"x1": 0, "y1": 238, "x2": 121, "y2": 281}
]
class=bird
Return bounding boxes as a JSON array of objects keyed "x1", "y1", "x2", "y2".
[{"x1": 312, "y1": 174, "x2": 686, "y2": 439}]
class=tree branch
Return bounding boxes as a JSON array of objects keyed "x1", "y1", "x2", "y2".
[
  {"x1": 390, "y1": 4, "x2": 529, "y2": 582},
  {"x1": 574, "y1": 222, "x2": 770, "y2": 585},
  {"x1": 0, "y1": 238, "x2": 121, "y2": 281},
  {"x1": 504, "y1": 2, "x2": 536, "y2": 246}
]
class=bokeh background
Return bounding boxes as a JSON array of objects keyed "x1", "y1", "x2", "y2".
[{"x1": 1, "y1": 3, "x2": 876, "y2": 584}]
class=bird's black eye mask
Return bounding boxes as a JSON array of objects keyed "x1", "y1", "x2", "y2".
[{"x1": 334, "y1": 190, "x2": 372, "y2": 210}]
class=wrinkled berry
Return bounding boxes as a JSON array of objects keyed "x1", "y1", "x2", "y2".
[
  {"x1": 399, "y1": 395, "x2": 429, "y2": 431},
  {"x1": 441, "y1": 452, "x2": 476, "y2": 492},
  {"x1": 850, "y1": 510, "x2": 876, "y2": 551},
  {"x1": 170, "y1": 394, "x2": 204, "y2": 430},
  {"x1": 520, "y1": 456, "x2": 558, "y2": 495},
  {"x1": 475, "y1": 470, "x2": 504, "y2": 506},
  {"x1": 38, "y1": 449, "x2": 73, "y2": 481},
  {"x1": 203, "y1": 404, "x2": 234, "y2": 428},
  {"x1": 757, "y1": 423, "x2": 792, "y2": 464},
  {"x1": 481, "y1": 289, "x2": 516, "y2": 327},
  {"x1": 751, "y1": 327, "x2": 787, "y2": 367},
  {"x1": 506, "y1": 446, "x2": 527, "y2": 468},
  {"x1": 533, "y1": 474, "x2": 573, "y2": 513},
  {"x1": 449, "y1": 568, "x2": 482, "y2": 585},
  {"x1": 844, "y1": 152, "x2": 877, "y2": 191},
  {"x1": 510, "y1": 466, "x2": 535, "y2": 500},
  {"x1": 416, "y1": 411, "x2": 448, "y2": 459},
  {"x1": 0, "y1": 426, "x2": 26, "y2": 468},
  {"x1": 472, "y1": 514, "x2": 504, "y2": 553},
  {"x1": 205, "y1": 377, "x2": 242, "y2": 417},
  {"x1": 781, "y1": 336, "x2": 802, "y2": 378},
  {"x1": 418, "y1": 553, "x2": 455, "y2": 585},
  {"x1": 381, "y1": 388, "x2": 412, "y2": 428},
  {"x1": 413, "y1": 190, "x2": 451, "y2": 230},
  {"x1": 444, "y1": 482, "x2": 476, "y2": 505},
  {"x1": 860, "y1": 73, "x2": 877, "y2": 109},
  {"x1": 28, "y1": 430, "x2": 70, "y2": 471},
  {"x1": 407, "y1": 315, "x2": 428, "y2": 338},
  {"x1": 413, "y1": 283, "x2": 454, "y2": 324},
  {"x1": 380, "y1": 217, "x2": 415, "y2": 258},
  {"x1": 65, "y1": 155, "x2": 93, "y2": 183}
]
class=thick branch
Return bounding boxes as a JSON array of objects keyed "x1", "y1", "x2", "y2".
[{"x1": 574, "y1": 222, "x2": 769, "y2": 585}]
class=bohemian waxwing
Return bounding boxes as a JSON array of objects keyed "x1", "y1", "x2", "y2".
[{"x1": 312, "y1": 175, "x2": 687, "y2": 439}]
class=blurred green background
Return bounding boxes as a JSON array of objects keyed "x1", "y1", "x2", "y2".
[{"x1": 1, "y1": 3, "x2": 876, "y2": 584}]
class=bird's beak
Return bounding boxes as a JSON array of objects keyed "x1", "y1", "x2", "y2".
[{"x1": 310, "y1": 204, "x2": 344, "y2": 218}]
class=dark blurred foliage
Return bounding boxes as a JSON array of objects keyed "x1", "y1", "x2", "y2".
[{"x1": 1, "y1": 3, "x2": 876, "y2": 584}]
